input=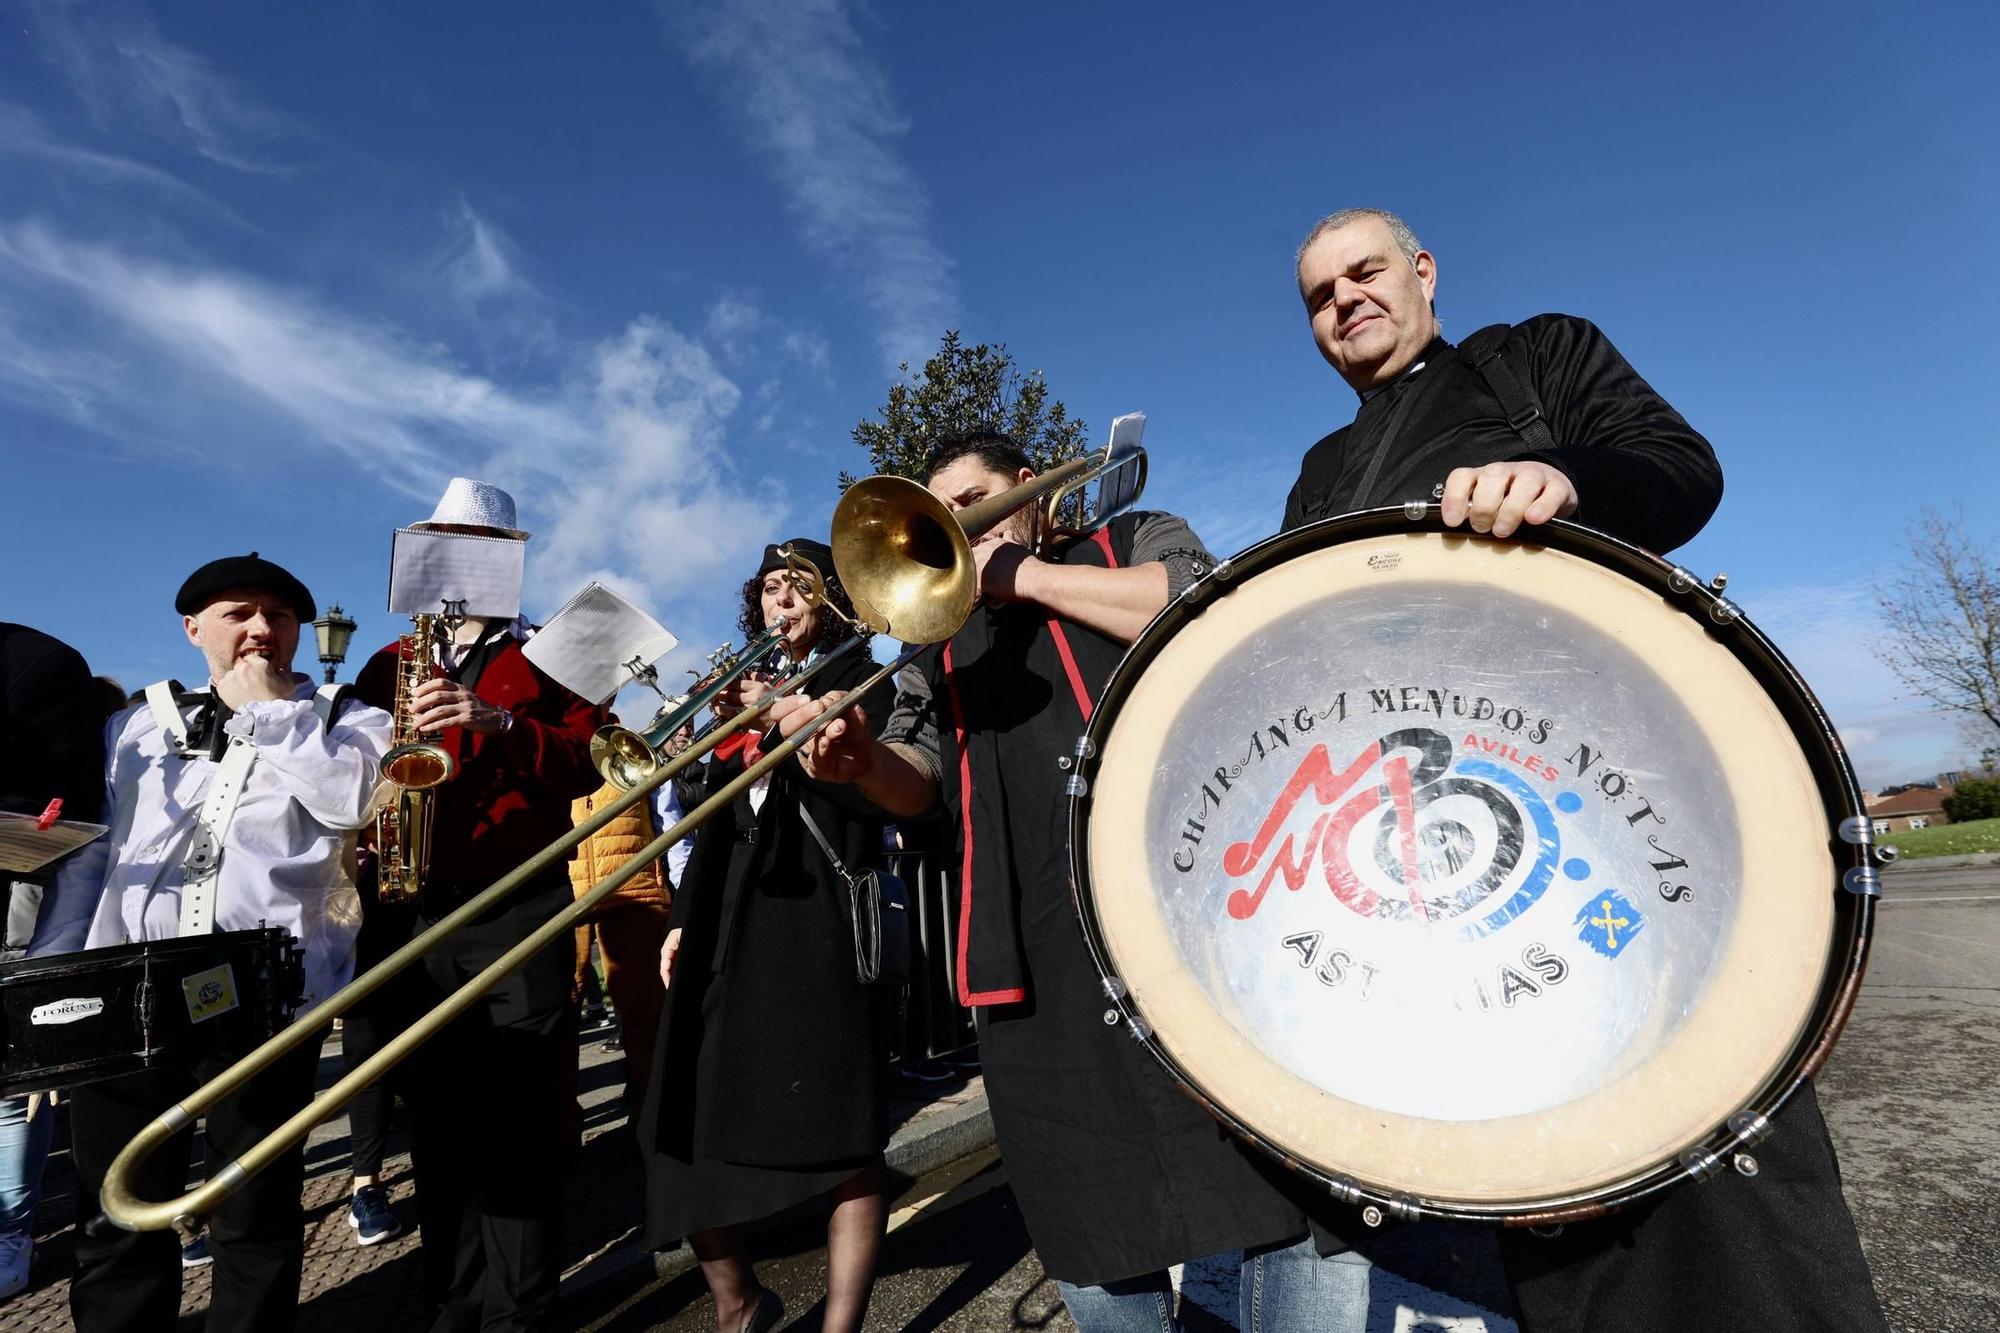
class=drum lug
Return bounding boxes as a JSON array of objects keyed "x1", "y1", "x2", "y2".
[
  {"x1": 1360, "y1": 1204, "x2": 1386, "y2": 1228},
  {"x1": 1680, "y1": 1147, "x2": 1725, "y2": 1182},
  {"x1": 1402, "y1": 500, "x2": 1429, "y2": 521},
  {"x1": 1124, "y1": 1014, "x2": 1153, "y2": 1042},
  {"x1": 1733, "y1": 1152, "x2": 1761, "y2": 1178},
  {"x1": 1836, "y1": 816, "x2": 1873, "y2": 845},
  {"x1": 1324, "y1": 1175, "x2": 1365, "y2": 1207},
  {"x1": 1059, "y1": 735, "x2": 1096, "y2": 798},
  {"x1": 1181, "y1": 558, "x2": 1233, "y2": 607},
  {"x1": 1727, "y1": 1109, "x2": 1774, "y2": 1147},
  {"x1": 1706, "y1": 596, "x2": 1743, "y2": 626},
  {"x1": 1873, "y1": 844, "x2": 1899, "y2": 867},
  {"x1": 1668, "y1": 566, "x2": 1698, "y2": 593},
  {"x1": 1101, "y1": 976, "x2": 1128, "y2": 1001},
  {"x1": 1842, "y1": 866, "x2": 1883, "y2": 897},
  {"x1": 1708, "y1": 572, "x2": 1729, "y2": 593}
]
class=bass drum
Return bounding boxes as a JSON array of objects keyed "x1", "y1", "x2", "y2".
[{"x1": 1068, "y1": 506, "x2": 1877, "y2": 1225}]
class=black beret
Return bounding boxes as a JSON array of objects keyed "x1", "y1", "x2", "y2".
[
  {"x1": 757, "y1": 538, "x2": 835, "y2": 582},
  {"x1": 175, "y1": 552, "x2": 317, "y2": 621}
]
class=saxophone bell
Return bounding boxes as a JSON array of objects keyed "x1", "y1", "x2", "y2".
[{"x1": 375, "y1": 613, "x2": 458, "y2": 904}]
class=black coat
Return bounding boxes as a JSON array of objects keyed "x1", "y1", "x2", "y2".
[
  {"x1": 1284, "y1": 315, "x2": 1723, "y2": 554},
  {"x1": 646, "y1": 646, "x2": 894, "y2": 1172}
]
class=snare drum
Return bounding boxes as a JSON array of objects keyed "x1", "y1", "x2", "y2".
[
  {"x1": 0, "y1": 928, "x2": 304, "y2": 1097},
  {"x1": 1068, "y1": 507, "x2": 1876, "y2": 1225}
]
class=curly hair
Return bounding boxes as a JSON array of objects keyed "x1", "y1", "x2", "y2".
[{"x1": 736, "y1": 562, "x2": 862, "y2": 654}]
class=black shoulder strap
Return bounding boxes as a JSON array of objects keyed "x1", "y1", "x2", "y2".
[{"x1": 1461, "y1": 323, "x2": 1558, "y2": 454}]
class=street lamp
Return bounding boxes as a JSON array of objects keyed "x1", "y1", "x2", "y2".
[{"x1": 313, "y1": 604, "x2": 357, "y2": 684}]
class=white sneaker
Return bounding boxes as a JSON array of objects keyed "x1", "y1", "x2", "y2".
[{"x1": 0, "y1": 1230, "x2": 32, "y2": 1301}]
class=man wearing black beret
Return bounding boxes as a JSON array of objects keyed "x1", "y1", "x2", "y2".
[{"x1": 32, "y1": 552, "x2": 392, "y2": 1333}]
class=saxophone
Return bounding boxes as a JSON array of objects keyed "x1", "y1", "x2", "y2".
[{"x1": 375, "y1": 614, "x2": 458, "y2": 903}]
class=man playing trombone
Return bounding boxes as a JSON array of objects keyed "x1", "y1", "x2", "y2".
[
  {"x1": 353, "y1": 479, "x2": 605, "y2": 1333},
  {"x1": 771, "y1": 433, "x2": 1374, "y2": 1333},
  {"x1": 29, "y1": 554, "x2": 391, "y2": 1333}
]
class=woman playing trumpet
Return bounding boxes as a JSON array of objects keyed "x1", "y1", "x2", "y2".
[{"x1": 640, "y1": 538, "x2": 896, "y2": 1333}]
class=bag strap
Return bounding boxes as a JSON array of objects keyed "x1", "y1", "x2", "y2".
[
  {"x1": 797, "y1": 804, "x2": 859, "y2": 891},
  {"x1": 1462, "y1": 323, "x2": 1558, "y2": 454}
]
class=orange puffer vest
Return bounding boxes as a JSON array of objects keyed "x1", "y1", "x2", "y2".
[{"x1": 568, "y1": 781, "x2": 670, "y2": 911}]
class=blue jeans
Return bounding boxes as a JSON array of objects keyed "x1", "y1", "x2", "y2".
[
  {"x1": 0, "y1": 1093, "x2": 55, "y2": 1237},
  {"x1": 1058, "y1": 1237, "x2": 1371, "y2": 1333}
]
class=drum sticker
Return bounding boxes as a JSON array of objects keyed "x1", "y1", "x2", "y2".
[
  {"x1": 1576, "y1": 890, "x2": 1645, "y2": 959},
  {"x1": 181, "y1": 964, "x2": 239, "y2": 1024},
  {"x1": 29, "y1": 996, "x2": 106, "y2": 1025}
]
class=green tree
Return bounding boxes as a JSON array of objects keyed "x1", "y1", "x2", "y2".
[
  {"x1": 844, "y1": 331, "x2": 1090, "y2": 489},
  {"x1": 1943, "y1": 777, "x2": 2000, "y2": 823}
]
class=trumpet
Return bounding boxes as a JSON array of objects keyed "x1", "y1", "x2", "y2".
[
  {"x1": 95, "y1": 434, "x2": 1147, "y2": 1233},
  {"x1": 589, "y1": 545, "x2": 855, "y2": 789}
]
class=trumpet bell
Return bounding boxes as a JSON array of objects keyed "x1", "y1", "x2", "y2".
[
  {"x1": 381, "y1": 742, "x2": 455, "y2": 790},
  {"x1": 591, "y1": 725, "x2": 660, "y2": 791},
  {"x1": 831, "y1": 475, "x2": 976, "y2": 645}
]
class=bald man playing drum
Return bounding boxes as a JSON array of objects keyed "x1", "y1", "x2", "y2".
[{"x1": 1287, "y1": 207, "x2": 1882, "y2": 1333}]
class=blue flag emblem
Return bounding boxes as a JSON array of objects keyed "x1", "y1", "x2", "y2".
[{"x1": 1575, "y1": 890, "x2": 1644, "y2": 959}]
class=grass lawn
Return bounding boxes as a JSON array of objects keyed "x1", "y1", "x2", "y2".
[{"x1": 1882, "y1": 816, "x2": 2000, "y2": 860}]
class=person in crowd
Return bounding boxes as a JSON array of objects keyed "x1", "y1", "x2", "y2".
[
  {"x1": 0, "y1": 624, "x2": 108, "y2": 1301},
  {"x1": 1283, "y1": 207, "x2": 1880, "y2": 1332},
  {"x1": 29, "y1": 557, "x2": 391, "y2": 1332},
  {"x1": 640, "y1": 540, "x2": 895, "y2": 1333},
  {"x1": 354, "y1": 478, "x2": 605, "y2": 1333},
  {"x1": 565, "y1": 723, "x2": 680, "y2": 1119},
  {"x1": 338, "y1": 841, "x2": 417, "y2": 1247},
  {"x1": 769, "y1": 440, "x2": 1375, "y2": 1333}
]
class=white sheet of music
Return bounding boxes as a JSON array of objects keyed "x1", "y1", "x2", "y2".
[
  {"x1": 521, "y1": 581, "x2": 678, "y2": 705},
  {"x1": 0, "y1": 811, "x2": 108, "y2": 875},
  {"x1": 387, "y1": 528, "x2": 526, "y2": 620}
]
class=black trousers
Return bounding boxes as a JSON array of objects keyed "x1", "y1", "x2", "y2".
[
  {"x1": 341, "y1": 900, "x2": 420, "y2": 1181},
  {"x1": 407, "y1": 880, "x2": 573, "y2": 1333},
  {"x1": 67, "y1": 1039, "x2": 321, "y2": 1333}
]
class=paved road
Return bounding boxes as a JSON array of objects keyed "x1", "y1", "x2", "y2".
[{"x1": 583, "y1": 857, "x2": 2000, "y2": 1331}]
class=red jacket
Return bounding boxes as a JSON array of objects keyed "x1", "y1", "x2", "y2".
[{"x1": 356, "y1": 635, "x2": 606, "y2": 896}]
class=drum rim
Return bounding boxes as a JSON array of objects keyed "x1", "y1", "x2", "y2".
[{"x1": 1066, "y1": 504, "x2": 1877, "y2": 1225}]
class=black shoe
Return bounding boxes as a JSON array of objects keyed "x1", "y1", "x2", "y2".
[{"x1": 740, "y1": 1287, "x2": 784, "y2": 1333}]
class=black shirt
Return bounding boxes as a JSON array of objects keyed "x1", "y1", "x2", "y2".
[{"x1": 1283, "y1": 314, "x2": 1723, "y2": 553}]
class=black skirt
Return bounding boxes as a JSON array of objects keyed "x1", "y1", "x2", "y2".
[{"x1": 642, "y1": 963, "x2": 876, "y2": 1245}]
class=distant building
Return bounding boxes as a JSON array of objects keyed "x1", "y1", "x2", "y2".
[{"x1": 1866, "y1": 783, "x2": 1954, "y2": 834}]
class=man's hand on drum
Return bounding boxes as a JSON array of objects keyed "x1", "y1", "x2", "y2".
[
  {"x1": 767, "y1": 691, "x2": 875, "y2": 783},
  {"x1": 1439, "y1": 461, "x2": 1578, "y2": 538}
]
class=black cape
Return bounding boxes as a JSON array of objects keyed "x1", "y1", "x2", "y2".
[{"x1": 924, "y1": 515, "x2": 1308, "y2": 1286}]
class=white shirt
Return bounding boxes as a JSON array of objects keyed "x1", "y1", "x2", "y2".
[
  {"x1": 652, "y1": 780, "x2": 694, "y2": 889},
  {"x1": 31, "y1": 678, "x2": 393, "y2": 1012}
]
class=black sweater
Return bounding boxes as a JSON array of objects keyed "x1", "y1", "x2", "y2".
[{"x1": 1282, "y1": 314, "x2": 1723, "y2": 553}]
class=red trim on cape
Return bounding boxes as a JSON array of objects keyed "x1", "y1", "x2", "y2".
[{"x1": 944, "y1": 526, "x2": 1121, "y2": 1009}]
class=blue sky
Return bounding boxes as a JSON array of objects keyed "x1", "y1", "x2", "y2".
[{"x1": 1, "y1": 0, "x2": 1994, "y2": 787}]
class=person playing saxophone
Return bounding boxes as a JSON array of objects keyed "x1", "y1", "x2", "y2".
[{"x1": 353, "y1": 478, "x2": 604, "y2": 1333}]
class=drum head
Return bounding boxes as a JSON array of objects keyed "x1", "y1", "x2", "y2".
[{"x1": 1074, "y1": 514, "x2": 1866, "y2": 1216}]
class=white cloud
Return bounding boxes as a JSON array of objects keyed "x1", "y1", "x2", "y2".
[
  {"x1": 0, "y1": 223, "x2": 784, "y2": 638},
  {"x1": 442, "y1": 200, "x2": 538, "y2": 305},
  {"x1": 667, "y1": 0, "x2": 957, "y2": 369},
  {"x1": 0, "y1": 100, "x2": 241, "y2": 222},
  {"x1": 29, "y1": 0, "x2": 294, "y2": 172}
]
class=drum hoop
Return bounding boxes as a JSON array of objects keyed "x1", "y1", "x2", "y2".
[{"x1": 1066, "y1": 505, "x2": 1876, "y2": 1224}]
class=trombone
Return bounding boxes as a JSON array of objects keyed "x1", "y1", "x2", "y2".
[{"x1": 96, "y1": 431, "x2": 1147, "y2": 1233}]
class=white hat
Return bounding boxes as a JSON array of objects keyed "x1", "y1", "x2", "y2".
[{"x1": 410, "y1": 477, "x2": 530, "y2": 541}]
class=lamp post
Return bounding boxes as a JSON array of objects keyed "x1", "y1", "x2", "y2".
[{"x1": 313, "y1": 604, "x2": 357, "y2": 684}]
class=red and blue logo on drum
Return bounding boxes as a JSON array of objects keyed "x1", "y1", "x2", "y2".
[{"x1": 1222, "y1": 725, "x2": 1636, "y2": 950}]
